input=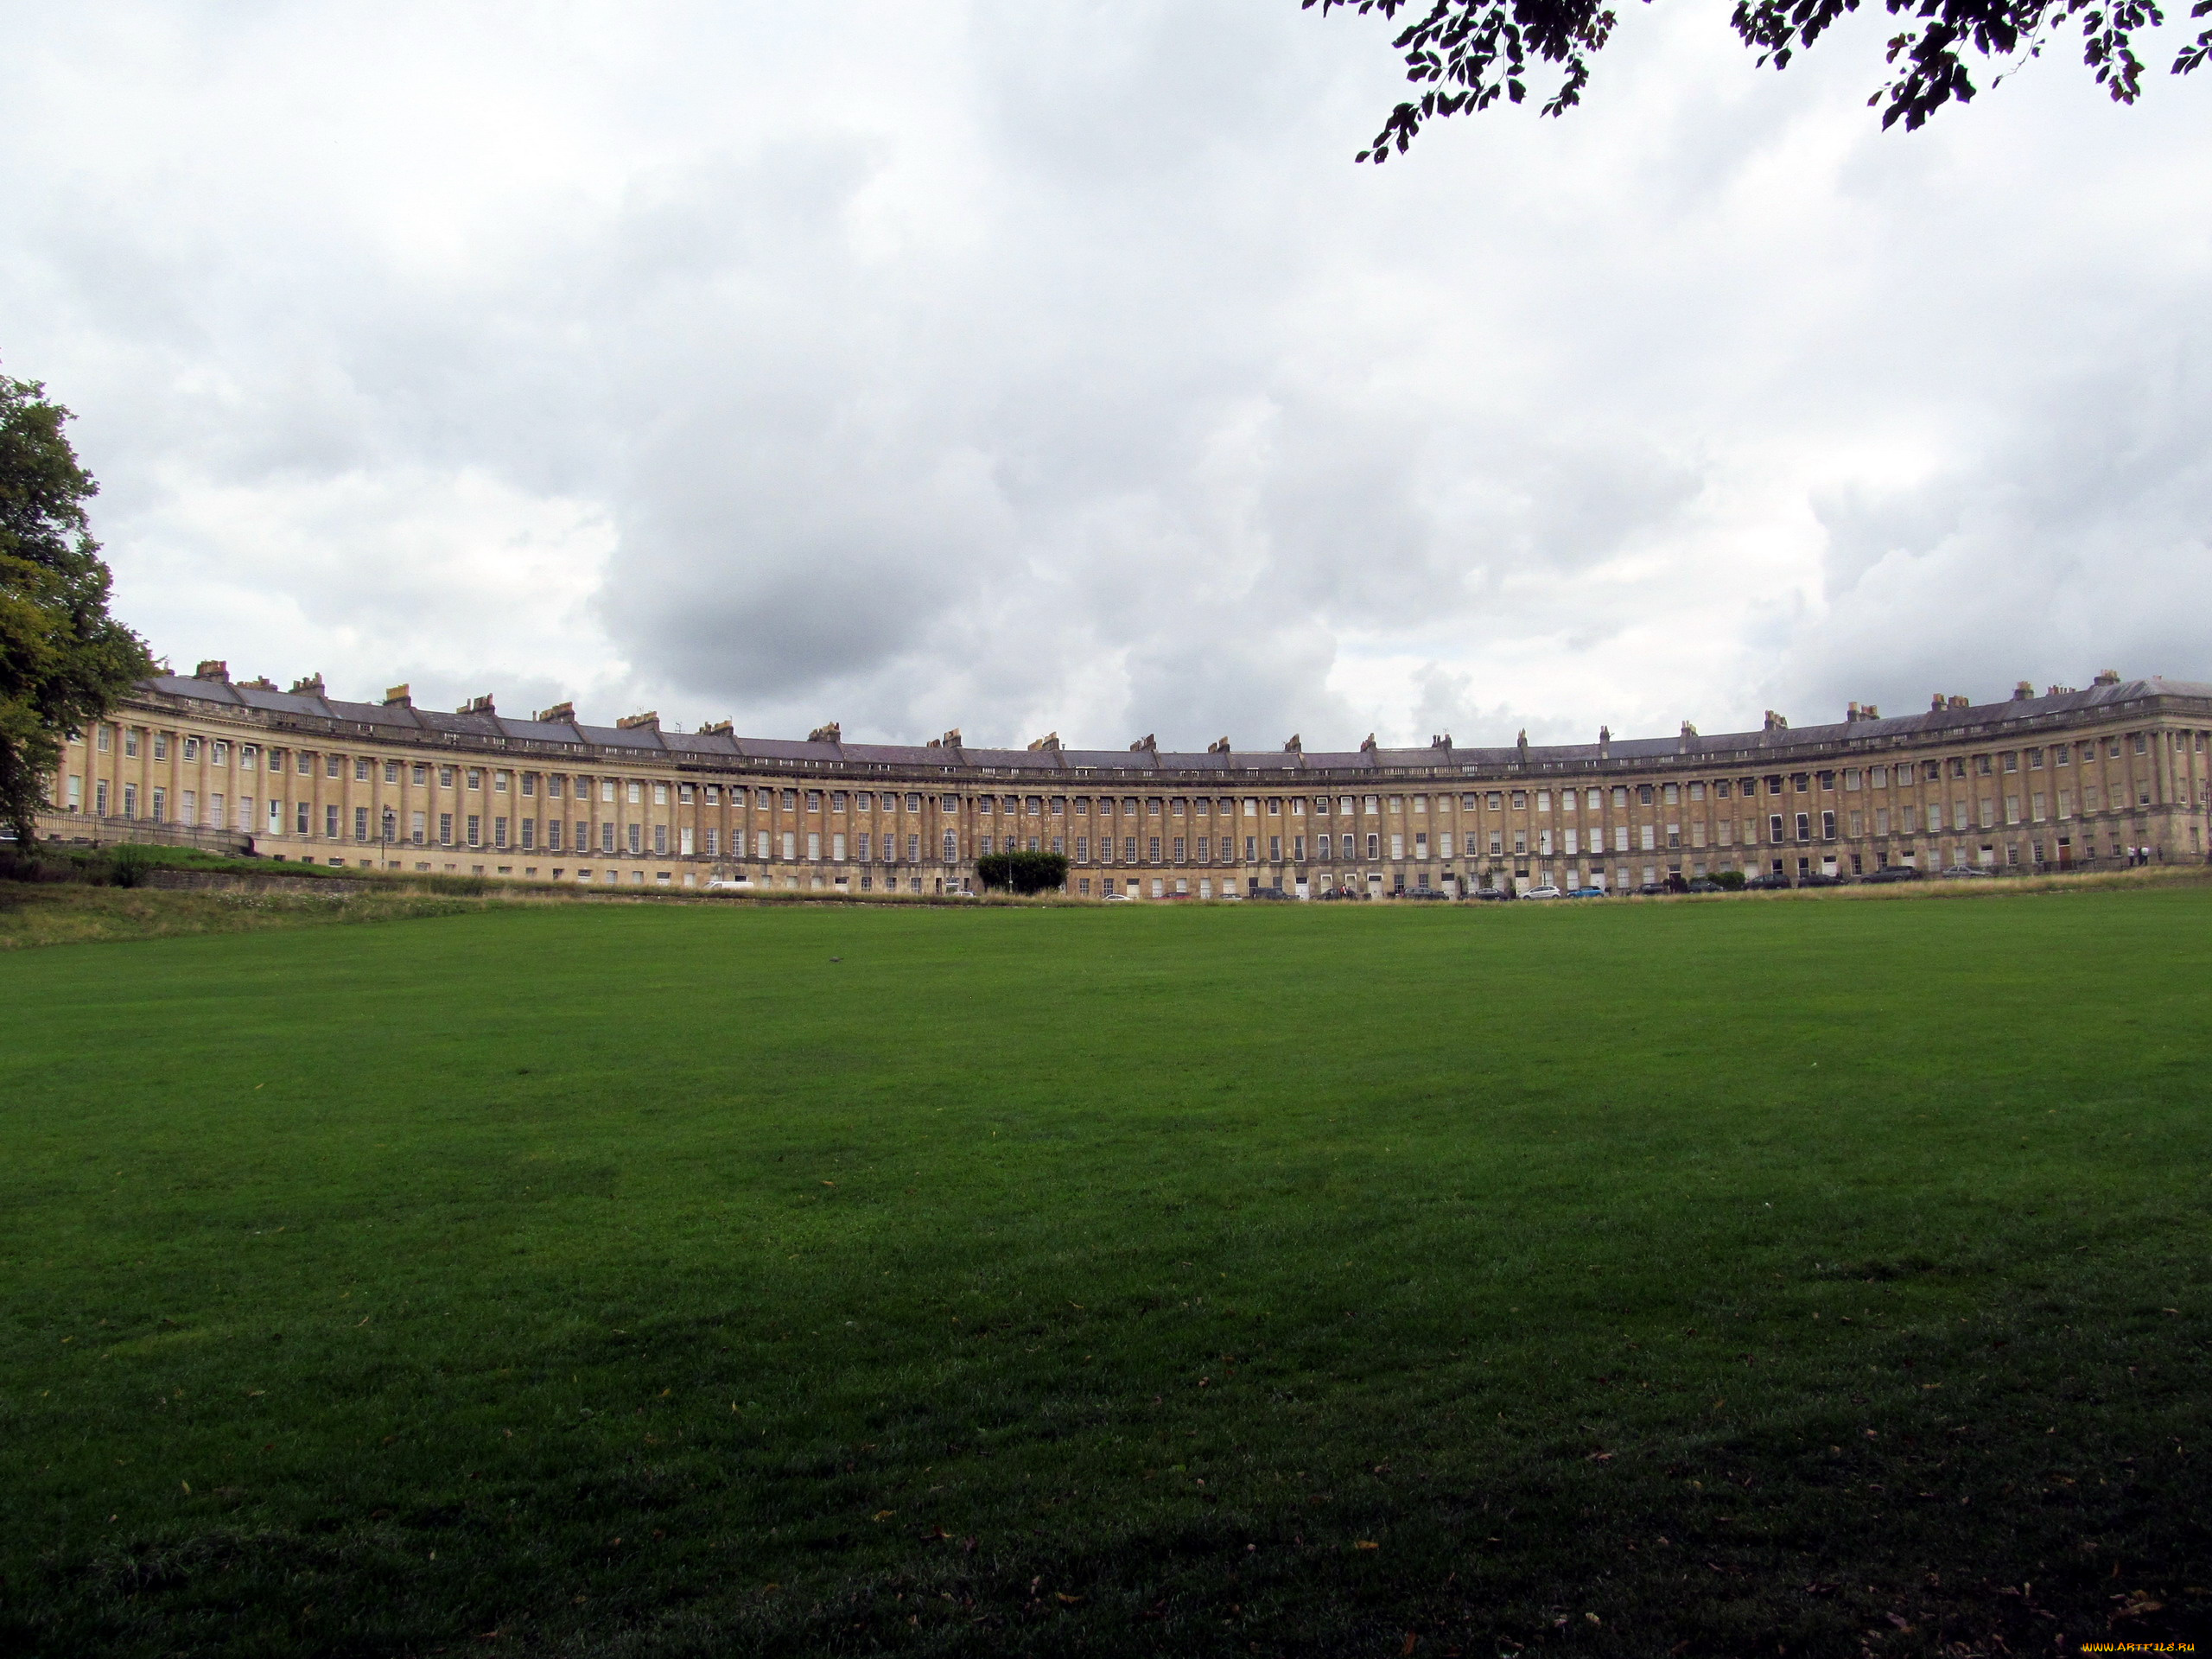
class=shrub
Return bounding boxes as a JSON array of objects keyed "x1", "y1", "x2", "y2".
[
  {"x1": 0, "y1": 848, "x2": 77, "y2": 884},
  {"x1": 106, "y1": 843, "x2": 158, "y2": 888},
  {"x1": 976, "y1": 850, "x2": 1069, "y2": 895}
]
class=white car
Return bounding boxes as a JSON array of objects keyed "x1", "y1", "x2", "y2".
[
  {"x1": 704, "y1": 877, "x2": 752, "y2": 891},
  {"x1": 1102, "y1": 891, "x2": 1134, "y2": 902},
  {"x1": 1521, "y1": 884, "x2": 1563, "y2": 899}
]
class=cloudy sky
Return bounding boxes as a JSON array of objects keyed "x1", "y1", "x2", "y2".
[{"x1": 3, "y1": 1, "x2": 2208, "y2": 749}]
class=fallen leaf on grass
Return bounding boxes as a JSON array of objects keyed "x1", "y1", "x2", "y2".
[
  {"x1": 1056, "y1": 1592, "x2": 1083, "y2": 1604},
  {"x1": 873, "y1": 1510, "x2": 895, "y2": 1522},
  {"x1": 1354, "y1": 1540, "x2": 1379, "y2": 1550}
]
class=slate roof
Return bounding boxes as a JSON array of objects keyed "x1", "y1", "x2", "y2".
[{"x1": 131, "y1": 675, "x2": 2212, "y2": 777}]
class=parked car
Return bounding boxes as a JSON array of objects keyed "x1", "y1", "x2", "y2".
[
  {"x1": 1249, "y1": 886, "x2": 1291, "y2": 901},
  {"x1": 1636, "y1": 881, "x2": 1671, "y2": 895},
  {"x1": 1566, "y1": 885, "x2": 1607, "y2": 899},
  {"x1": 1314, "y1": 887, "x2": 1357, "y2": 900},
  {"x1": 1475, "y1": 887, "x2": 1513, "y2": 901},
  {"x1": 1797, "y1": 871, "x2": 1850, "y2": 887},
  {"x1": 1102, "y1": 891, "x2": 1134, "y2": 902},
  {"x1": 704, "y1": 877, "x2": 752, "y2": 891},
  {"x1": 1860, "y1": 865, "x2": 1923, "y2": 884},
  {"x1": 1521, "y1": 884, "x2": 1563, "y2": 899},
  {"x1": 1741, "y1": 873, "x2": 1793, "y2": 890},
  {"x1": 1683, "y1": 877, "x2": 1726, "y2": 893},
  {"x1": 1939, "y1": 864, "x2": 1993, "y2": 879}
]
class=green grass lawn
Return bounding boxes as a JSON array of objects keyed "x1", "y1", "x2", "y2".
[{"x1": 3, "y1": 889, "x2": 2208, "y2": 1656}]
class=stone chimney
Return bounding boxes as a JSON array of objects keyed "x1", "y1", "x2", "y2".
[
  {"x1": 1207, "y1": 736, "x2": 1232, "y2": 753},
  {"x1": 238, "y1": 675, "x2": 277, "y2": 690},
  {"x1": 2012, "y1": 681, "x2": 2033, "y2": 701},
  {"x1": 1763, "y1": 709, "x2": 1788, "y2": 732},
  {"x1": 1359, "y1": 733, "x2": 1377, "y2": 753},
  {"x1": 1128, "y1": 734, "x2": 1157, "y2": 753},
  {"x1": 1930, "y1": 692, "x2": 1948, "y2": 712},
  {"x1": 808, "y1": 721, "x2": 842, "y2": 744},
  {"x1": 1597, "y1": 725, "x2": 1611, "y2": 760},
  {"x1": 700, "y1": 719, "x2": 733, "y2": 736},
  {"x1": 1681, "y1": 720, "x2": 1698, "y2": 738},
  {"x1": 289, "y1": 673, "x2": 326, "y2": 696},
  {"x1": 1948, "y1": 695, "x2": 1970, "y2": 709},
  {"x1": 1430, "y1": 733, "x2": 1451, "y2": 749},
  {"x1": 1027, "y1": 732, "x2": 1061, "y2": 752},
  {"x1": 1515, "y1": 729, "x2": 1529, "y2": 766},
  {"x1": 385, "y1": 683, "x2": 413, "y2": 707},
  {"x1": 534, "y1": 700, "x2": 575, "y2": 723},
  {"x1": 2094, "y1": 669, "x2": 2120, "y2": 685},
  {"x1": 615, "y1": 709, "x2": 658, "y2": 730},
  {"x1": 194, "y1": 659, "x2": 229, "y2": 681},
  {"x1": 458, "y1": 694, "x2": 497, "y2": 715}
]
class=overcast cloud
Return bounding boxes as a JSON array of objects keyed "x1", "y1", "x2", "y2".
[{"x1": 3, "y1": 0, "x2": 2207, "y2": 749}]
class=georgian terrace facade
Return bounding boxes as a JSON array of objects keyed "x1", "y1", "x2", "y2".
[{"x1": 40, "y1": 664, "x2": 2212, "y2": 896}]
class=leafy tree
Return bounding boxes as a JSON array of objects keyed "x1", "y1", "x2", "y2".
[
  {"x1": 1306, "y1": 0, "x2": 2211, "y2": 157},
  {"x1": 976, "y1": 849, "x2": 1071, "y2": 895},
  {"x1": 0, "y1": 371, "x2": 154, "y2": 846}
]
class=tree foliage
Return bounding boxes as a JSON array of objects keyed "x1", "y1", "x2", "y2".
[
  {"x1": 1306, "y1": 0, "x2": 2211, "y2": 157},
  {"x1": 976, "y1": 849, "x2": 1071, "y2": 895},
  {"x1": 0, "y1": 372, "x2": 154, "y2": 845}
]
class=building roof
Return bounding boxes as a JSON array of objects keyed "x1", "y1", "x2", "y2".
[{"x1": 132, "y1": 673, "x2": 2212, "y2": 778}]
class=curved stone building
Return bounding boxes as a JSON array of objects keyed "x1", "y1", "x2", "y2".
[{"x1": 38, "y1": 664, "x2": 2212, "y2": 894}]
